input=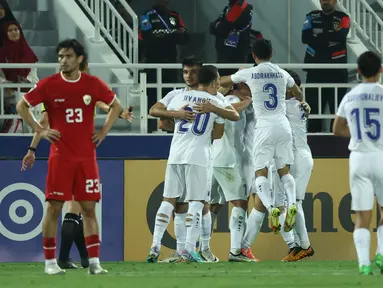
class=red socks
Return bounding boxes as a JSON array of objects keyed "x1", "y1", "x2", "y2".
[
  {"x1": 43, "y1": 237, "x2": 56, "y2": 260},
  {"x1": 85, "y1": 234, "x2": 100, "y2": 258}
]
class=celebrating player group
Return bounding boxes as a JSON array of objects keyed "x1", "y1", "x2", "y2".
[
  {"x1": 146, "y1": 38, "x2": 315, "y2": 264},
  {"x1": 15, "y1": 36, "x2": 383, "y2": 276}
]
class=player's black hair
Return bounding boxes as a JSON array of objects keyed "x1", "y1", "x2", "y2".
[
  {"x1": 80, "y1": 52, "x2": 88, "y2": 71},
  {"x1": 56, "y1": 39, "x2": 86, "y2": 58},
  {"x1": 357, "y1": 51, "x2": 382, "y2": 78},
  {"x1": 182, "y1": 56, "x2": 203, "y2": 68},
  {"x1": 252, "y1": 38, "x2": 273, "y2": 60},
  {"x1": 198, "y1": 65, "x2": 218, "y2": 86},
  {"x1": 285, "y1": 69, "x2": 301, "y2": 87}
]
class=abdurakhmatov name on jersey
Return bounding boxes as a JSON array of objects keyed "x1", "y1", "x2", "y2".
[
  {"x1": 348, "y1": 93, "x2": 383, "y2": 102},
  {"x1": 251, "y1": 72, "x2": 284, "y2": 79}
]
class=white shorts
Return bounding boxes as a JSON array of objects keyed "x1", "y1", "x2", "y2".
[
  {"x1": 350, "y1": 152, "x2": 383, "y2": 211},
  {"x1": 163, "y1": 164, "x2": 210, "y2": 202},
  {"x1": 253, "y1": 124, "x2": 294, "y2": 171},
  {"x1": 210, "y1": 165, "x2": 247, "y2": 204},
  {"x1": 290, "y1": 149, "x2": 313, "y2": 200}
]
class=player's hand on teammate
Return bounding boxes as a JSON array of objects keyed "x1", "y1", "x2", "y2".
[
  {"x1": 194, "y1": 101, "x2": 216, "y2": 114},
  {"x1": 175, "y1": 104, "x2": 195, "y2": 121},
  {"x1": 21, "y1": 150, "x2": 35, "y2": 171},
  {"x1": 301, "y1": 102, "x2": 311, "y2": 114},
  {"x1": 92, "y1": 130, "x2": 107, "y2": 147},
  {"x1": 120, "y1": 106, "x2": 134, "y2": 122},
  {"x1": 38, "y1": 129, "x2": 61, "y2": 144}
]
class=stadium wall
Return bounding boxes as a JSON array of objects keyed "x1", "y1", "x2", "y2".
[{"x1": 0, "y1": 136, "x2": 379, "y2": 262}]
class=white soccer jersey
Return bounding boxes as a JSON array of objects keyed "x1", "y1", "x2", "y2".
[
  {"x1": 159, "y1": 88, "x2": 187, "y2": 108},
  {"x1": 231, "y1": 62, "x2": 295, "y2": 127},
  {"x1": 213, "y1": 95, "x2": 246, "y2": 167},
  {"x1": 167, "y1": 90, "x2": 225, "y2": 167},
  {"x1": 286, "y1": 98, "x2": 310, "y2": 152},
  {"x1": 337, "y1": 83, "x2": 383, "y2": 152},
  {"x1": 243, "y1": 105, "x2": 256, "y2": 158}
]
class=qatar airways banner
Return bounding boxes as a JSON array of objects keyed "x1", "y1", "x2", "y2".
[{"x1": 0, "y1": 160, "x2": 124, "y2": 262}]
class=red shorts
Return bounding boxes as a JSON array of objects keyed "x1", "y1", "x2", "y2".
[{"x1": 46, "y1": 157, "x2": 101, "y2": 202}]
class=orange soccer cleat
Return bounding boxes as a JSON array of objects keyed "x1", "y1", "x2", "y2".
[{"x1": 241, "y1": 248, "x2": 260, "y2": 262}]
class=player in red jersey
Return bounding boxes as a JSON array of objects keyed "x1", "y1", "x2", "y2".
[{"x1": 16, "y1": 39, "x2": 122, "y2": 275}]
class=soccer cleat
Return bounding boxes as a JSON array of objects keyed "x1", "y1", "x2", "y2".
[
  {"x1": 359, "y1": 265, "x2": 373, "y2": 275},
  {"x1": 374, "y1": 253, "x2": 383, "y2": 273},
  {"x1": 241, "y1": 248, "x2": 260, "y2": 262},
  {"x1": 45, "y1": 263, "x2": 66, "y2": 275},
  {"x1": 269, "y1": 207, "x2": 281, "y2": 234},
  {"x1": 88, "y1": 263, "x2": 108, "y2": 275},
  {"x1": 81, "y1": 258, "x2": 89, "y2": 268},
  {"x1": 291, "y1": 246, "x2": 315, "y2": 261},
  {"x1": 146, "y1": 246, "x2": 160, "y2": 263},
  {"x1": 199, "y1": 249, "x2": 219, "y2": 263},
  {"x1": 158, "y1": 252, "x2": 182, "y2": 263},
  {"x1": 281, "y1": 247, "x2": 302, "y2": 262},
  {"x1": 181, "y1": 250, "x2": 206, "y2": 263},
  {"x1": 284, "y1": 204, "x2": 297, "y2": 232},
  {"x1": 228, "y1": 252, "x2": 253, "y2": 262},
  {"x1": 58, "y1": 259, "x2": 78, "y2": 269}
]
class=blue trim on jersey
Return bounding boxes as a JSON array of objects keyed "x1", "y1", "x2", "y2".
[
  {"x1": 303, "y1": 15, "x2": 312, "y2": 30},
  {"x1": 140, "y1": 14, "x2": 152, "y2": 31},
  {"x1": 307, "y1": 45, "x2": 315, "y2": 56}
]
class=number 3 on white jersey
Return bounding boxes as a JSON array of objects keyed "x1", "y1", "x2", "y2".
[{"x1": 66, "y1": 108, "x2": 83, "y2": 123}]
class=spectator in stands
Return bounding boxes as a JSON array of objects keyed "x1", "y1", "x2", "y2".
[
  {"x1": 0, "y1": 0, "x2": 16, "y2": 47},
  {"x1": 139, "y1": 0, "x2": 189, "y2": 132},
  {"x1": 210, "y1": 0, "x2": 253, "y2": 76},
  {"x1": 302, "y1": 0, "x2": 350, "y2": 132},
  {"x1": 0, "y1": 21, "x2": 38, "y2": 133}
]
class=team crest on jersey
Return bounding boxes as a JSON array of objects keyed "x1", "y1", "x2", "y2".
[
  {"x1": 169, "y1": 17, "x2": 176, "y2": 26},
  {"x1": 83, "y1": 95, "x2": 92, "y2": 105},
  {"x1": 333, "y1": 22, "x2": 340, "y2": 29}
]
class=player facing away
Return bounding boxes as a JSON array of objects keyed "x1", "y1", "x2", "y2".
[
  {"x1": 16, "y1": 39, "x2": 122, "y2": 275},
  {"x1": 333, "y1": 51, "x2": 383, "y2": 275},
  {"x1": 146, "y1": 65, "x2": 226, "y2": 263},
  {"x1": 220, "y1": 38, "x2": 303, "y2": 233},
  {"x1": 209, "y1": 83, "x2": 254, "y2": 262}
]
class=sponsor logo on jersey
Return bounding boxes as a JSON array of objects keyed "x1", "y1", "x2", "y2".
[
  {"x1": 83, "y1": 95, "x2": 92, "y2": 105},
  {"x1": 54, "y1": 98, "x2": 65, "y2": 103}
]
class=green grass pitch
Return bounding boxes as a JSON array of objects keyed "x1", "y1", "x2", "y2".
[{"x1": 0, "y1": 261, "x2": 382, "y2": 287}]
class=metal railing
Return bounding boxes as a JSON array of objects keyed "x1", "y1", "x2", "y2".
[
  {"x1": 77, "y1": 0, "x2": 139, "y2": 64},
  {"x1": 0, "y1": 63, "x2": 366, "y2": 136},
  {"x1": 339, "y1": 0, "x2": 383, "y2": 53}
]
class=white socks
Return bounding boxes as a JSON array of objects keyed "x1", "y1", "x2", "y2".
[
  {"x1": 185, "y1": 201, "x2": 204, "y2": 252},
  {"x1": 377, "y1": 225, "x2": 383, "y2": 255},
  {"x1": 255, "y1": 176, "x2": 272, "y2": 211},
  {"x1": 281, "y1": 174, "x2": 296, "y2": 207},
  {"x1": 279, "y1": 212, "x2": 295, "y2": 249},
  {"x1": 200, "y1": 211, "x2": 212, "y2": 251},
  {"x1": 174, "y1": 213, "x2": 186, "y2": 255},
  {"x1": 152, "y1": 201, "x2": 174, "y2": 249},
  {"x1": 353, "y1": 228, "x2": 371, "y2": 268},
  {"x1": 242, "y1": 208, "x2": 265, "y2": 249},
  {"x1": 229, "y1": 207, "x2": 246, "y2": 254},
  {"x1": 295, "y1": 201, "x2": 310, "y2": 249}
]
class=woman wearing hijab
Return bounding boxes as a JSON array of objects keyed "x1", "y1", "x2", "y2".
[
  {"x1": 0, "y1": 21, "x2": 38, "y2": 133},
  {"x1": 0, "y1": 0, "x2": 17, "y2": 47}
]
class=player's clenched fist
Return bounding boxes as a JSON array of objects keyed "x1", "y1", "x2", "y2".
[
  {"x1": 38, "y1": 129, "x2": 61, "y2": 144},
  {"x1": 174, "y1": 104, "x2": 195, "y2": 121},
  {"x1": 92, "y1": 130, "x2": 107, "y2": 147}
]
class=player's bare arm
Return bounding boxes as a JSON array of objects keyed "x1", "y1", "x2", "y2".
[
  {"x1": 217, "y1": 85, "x2": 231, "y2": 95},
  {"x1": 211, "y1": 123, "x2": 225, "y2": 140},
  {"x1": 301, "y1": 101, "x2": 311, "y2": 119},
  {"x1": 219, "y1": 76, "x2": 234, "y2": 87},
  {"x1": 289, "y1": 84, "x2": 303, "y2": 101},
  {"x1": 231, "y1": 97, "x2": 252, "y2": 113},
  {"x1": 159, "y1": 119, "x2": 175, "y2": 132},
  {"x1": 333, "y1": 116, "x2": 350, "y2": 137},
  {"x1": 149, "y1": 102, "x2": 195, "y2": 121},
  {"x1": 96, "y1": 101, "x2": 134, "y2": 122},
  {"x1": 194, "y1": 101, "x2": 240, "y2": 121},
  {"x1": 92, "y1": 97, "x2": 122, "y2": 147},
  {"x1": 21, "y1": 112, "x2": 50, "y2": 171},
  {"x1": 16, "y1": 99, "x2": 61, "y2": 143}
]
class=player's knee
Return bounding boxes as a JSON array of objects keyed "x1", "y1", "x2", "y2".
[
  {"x1": 255, "y1": 167, "x2": 268, "y2": 177},
  {"x1": 210, "y1": 203, "x2": 223, "y2": 215},
  {"x1": 46, "y1": 200, "x2": 64, "y2": 218},
  {"x1": 253, "y1": 195, "x2": 266, "y2": 213},
  {"x1": 277, "y1": 165, "x2": 290, "y2": 177},
  {"x1": 202, "y1": 203, "x2": 210, "y2": 215},
  {"x1": 231, "y1": 200, "x2": 247, "y2": 210},
  {"x1": 66, "y1": 201, "x2": 81, "y2": 215},
  {"x1": 175, "y1": 202, "x2": 188, "y2": 214}
]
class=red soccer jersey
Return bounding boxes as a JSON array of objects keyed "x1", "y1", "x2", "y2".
[{"x1": 24, "y1": 72, "x2": 116, "y2": 161}]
